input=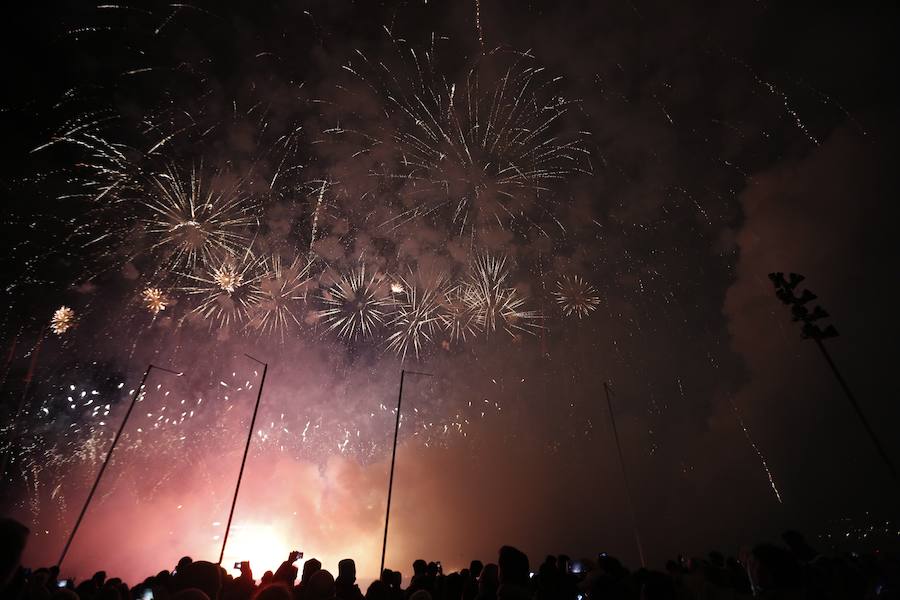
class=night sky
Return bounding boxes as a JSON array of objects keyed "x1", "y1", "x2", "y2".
[{"x1": 1, "y1": 0, "x2": 899, "y2": 584}]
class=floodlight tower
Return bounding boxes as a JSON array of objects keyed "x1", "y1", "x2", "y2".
[{"x1": 768, "y1": 272, "x2": 898, "y2": 484}]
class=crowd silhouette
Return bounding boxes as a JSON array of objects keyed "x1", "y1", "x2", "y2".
[{"x1": 2, "y1": 517, "x2": 898, "y2": 600}]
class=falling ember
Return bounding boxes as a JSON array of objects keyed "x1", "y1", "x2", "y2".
[
  {"x1": 50, "y1": 306, "x2": 76, "y2": 335},
  {"x1": 554, "y1": 275, "x2": 601, "y2": 319},
  {"x1": 142, "y1": 287, "x2": 169, "y2": 314},
  {"x1": 730, "y1": 399, "x2": 783, "y2": 504}
]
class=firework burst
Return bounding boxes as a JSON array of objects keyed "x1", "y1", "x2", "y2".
[
  {"x1": 467, "y1": 254, "x2": 541, "y2": 337},
  {"x1": 439, "y1": 284, "x2": 484, "y2": 343},
  {"x1": 142, "y1": 287, "x2": 169, "y2": 314},
  {"x1": 342, "y1": 43, "x2": 591, "y2": 239},
  {"x1": 318, "y1": 266, "x2": 391, "y2": 341},
  {"x1": 141, "y1": 165, "x2": 260, "y2": 272},
  {"x1": 385, "y1": 273, "x2": 448, "y2": 360},
  {"x1": 247, "y1": 255, "x2": 313, "y2": 340},
  {"x1": 182, "y1": 254, "x2": 267, "y2": 329},
  {"x1": 50, "y1": 306, "x2": 76, "y2": 335},
  {"x1": 554, "y1": 275, "x2": 600, "y2": 318}
]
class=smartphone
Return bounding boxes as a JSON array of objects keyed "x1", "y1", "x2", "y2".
[
  {"x1": 57, "y1": 581, "x2": 68, "y2": 589},
  {"x1": 141, "y1": 589, "x2": 154, "y2": 600},
  {"x1": 234, "y1": 562, "x2": 243, "y2": 570}
]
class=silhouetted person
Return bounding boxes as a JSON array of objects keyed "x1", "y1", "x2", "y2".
[
  {"x1": 497, "y1": 546, "x2": 530, "y2": 600},
  {"x1": 177, "y1": 560, "x2": 224, "y2": 600},
  {"x1": 462, "y1": 561, "x2": 483, "y2": 600},
  {"x1": 335, "y1": 559, "x2": 364, "y2": 600},
  {"x1": 274, "y1": 552, "x2": 303, "y2": 587},
  {"x1": 408, "y1": 560, "x2": 430, "y2": 597},
  {"x1": 306, "y1": 569, "x2": 336, "y2": 600},
  {"x1": 476, "y1": 564, "x2": 499, "y2": 600},
  {"x1": 365, "y1": 579, "x2": 388, "y2": 600},
  {"x1": 295, "y1": 558, "x2": 322, "y2": 600}
]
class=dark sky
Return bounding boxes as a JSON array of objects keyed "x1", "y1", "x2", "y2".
[{"x1": 1, "y1": 0, "x2": 899, "y2": 583}]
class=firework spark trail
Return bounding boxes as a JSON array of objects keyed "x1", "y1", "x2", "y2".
[
  {"x1": 247, "y1": 255, "x2": 313, "y2": 340},
  {"x1": 341, "y1": 42, "x2": 591, "y2": 240},
  {"x1": 729, "y1": 398, "x2": 783, "y2": 504},
  {"x1": 385, "y1": 273, "x2": 447, "y2": 360},
  {"x1": 554, "y1": 275, "x2": 600, "y2": 319},
  {"x1": 181, "y1": 253, "x2": 266, "y2": 330},
  {"x1": 318, "y1": 266, "x2": 391, "y2": 341}
]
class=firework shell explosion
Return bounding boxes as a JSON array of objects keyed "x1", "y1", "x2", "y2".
[{"x1": 335, "y1": 39, "x2": 592, "y2": 242}]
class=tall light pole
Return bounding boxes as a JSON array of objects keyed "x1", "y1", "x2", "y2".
[
  {"x1": 769, "y1": 272, "x2": 898, "y2": 484},
  {"x1": 380, "y1": 369, "x2": 433, "y2": 575},
  {"x1": 603, "y1": 382, "x2": 646, "y2": 568},
  {"x1": 219, "y1": 353, "x2": 269, "y2": 566},
  {"x1": 58, "y1": 363, "x2": 183, "y2": 570}
]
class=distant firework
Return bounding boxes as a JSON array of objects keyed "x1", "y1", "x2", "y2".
[
  {"x1": 554, "y1": 275, "x2": 600, "y2": 319},
  {"x1": 142, "y1": 287, "x2": 169, "y2": 315},
  {"x1": 50, "y1": 306, "x2": 76, "y2": 335}
]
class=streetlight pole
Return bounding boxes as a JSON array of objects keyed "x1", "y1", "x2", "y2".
[
  {"x1": 219, "y1": 354, "x2": 269, "y2": 566},
  {"x1": 58, "y1": 363, "x2": 183, "y2": 569},
  {"x1": 769, "y1": 272, "x2": 898, "y2": 484},
  {"x1": 603, "y1": 382, "x2": 646, "y2": 568},
  {"x1": 380, "y1": 369, "x2": 433, "y2": 574}
]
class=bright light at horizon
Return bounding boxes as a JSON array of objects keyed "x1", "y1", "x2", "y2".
[{"x1": 220, "y1": 522, "x2": 293, "y2": 575}]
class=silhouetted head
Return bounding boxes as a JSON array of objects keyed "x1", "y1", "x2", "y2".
[
  {"x1": 302, "y1": 559, "x2": 323, "y2": 584},
  {"x1": 366, "y1": 579, "x2": 388, "y2": 600},
  {"x1": 498, "y1": 546, "x2": 529, "y2": 587},
  {"x1": 426, "y1": 562, "x2": 439, "y2": 577},
  {"x1": 469, "y1": 561, "x2": 483, "y2": 579},
  {"x1": 409, "y1": 590, "x2": 432, "y2": 600},
  {"x1": 253, "y1": 582, "x2": 294, "y2": 600},
  {"x1": 337, "y1": 559, "x2": 356, "y2": 583},
  {"x1": 390, "y1": 570, "x2": 402, "y2": 589},
  {"x1": 479, "y1": 565, "x2": 499, "y2": 592},
  {"x1": 261, "y1": 571, "x2": 274, "y2": 585},
  {"x1": 177, "y1": 557, "x2": 194, "y2": 573},
  {"x1": 380, "y1": 569, "x2": 393, "y2": 585},
  {"x1": 308, "y1": 569, "x2": 336, "y2": 600},
  {"x1": 413, "y1": 560, "x2": 427, "y2": 576},
  {"x1": 177, "y1": 560, "x2": 223, "y2": 600}
]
